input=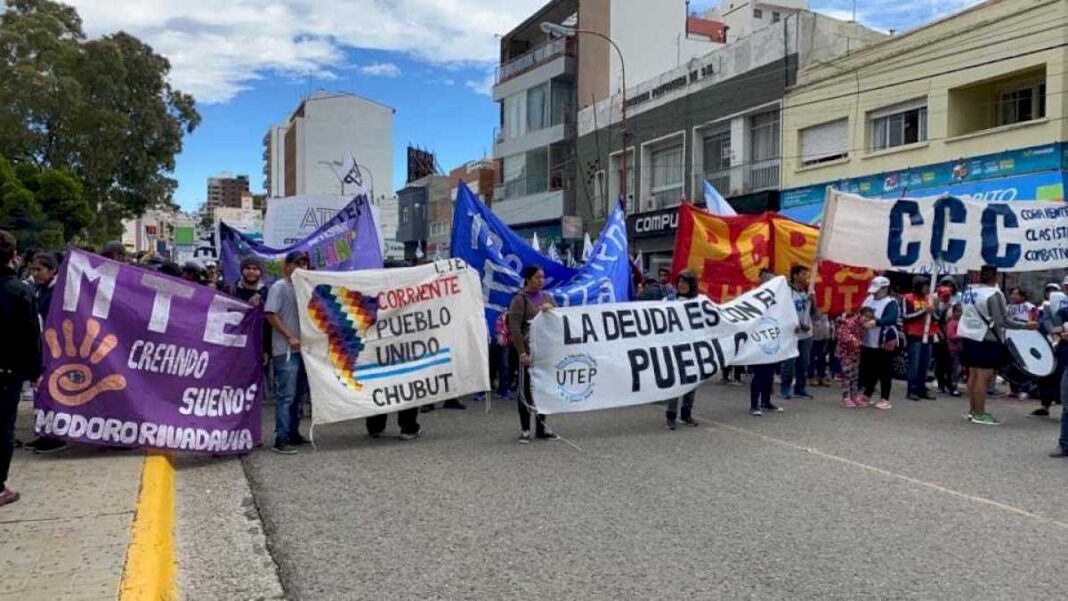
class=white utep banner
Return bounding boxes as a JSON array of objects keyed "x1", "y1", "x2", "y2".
[
  {"x1": 293, "y1": 259, "x2": 489, "y2": 425},
  {"x1": 820, "y1": 189, "x2": 1068, "y2": 274},
  {"x1": 529, "y1": 277, "x2": 799, "y2": 414}
]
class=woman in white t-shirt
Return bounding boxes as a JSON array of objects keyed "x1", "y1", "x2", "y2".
[{"x1": 859, "y1": 276, "x2": 900, "y2": 410}]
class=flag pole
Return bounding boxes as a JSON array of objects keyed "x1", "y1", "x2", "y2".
[{"x1": 808, "y1": 186, "x2": 837, "y2": 296}]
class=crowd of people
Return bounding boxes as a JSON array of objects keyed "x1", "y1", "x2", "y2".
[{"x1": 2, "y1": 230, "x2": 1067, "y2": 507}]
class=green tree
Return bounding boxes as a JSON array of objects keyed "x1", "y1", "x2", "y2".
[{"x1": 0, "y1": 0, "x2": 200, "y2": 243}]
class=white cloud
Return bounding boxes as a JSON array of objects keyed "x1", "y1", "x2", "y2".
[
  {"x1": 465, "y1": 71, "x2": 495, "y2": 97},
  {"x1": 65, "y1": 0, "x2": 545, "y2": 103},
  {"x1": 360, "y1": 62, "x2": 401, "y2": 78}
]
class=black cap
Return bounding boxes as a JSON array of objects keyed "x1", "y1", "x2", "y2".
[
  {"x1": 284, "y1": 250, "x2": 309, "y2": 264},
  {"x1": 102, "y1": 241, "x2": 126, "y2": 257}
]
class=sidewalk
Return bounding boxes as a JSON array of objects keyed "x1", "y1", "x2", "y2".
[{"x1": 0, "y1": 401, "x2": 144, "y2": 601}]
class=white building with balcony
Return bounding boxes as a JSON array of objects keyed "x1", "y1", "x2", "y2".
[{"x1": 491, "y1": 0, "x2": 727, "y2": 248}]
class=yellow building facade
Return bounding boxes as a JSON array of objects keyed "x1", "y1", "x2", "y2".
[{"x1": 779, "y1": 0, "x2": 1068, "y2": 223}]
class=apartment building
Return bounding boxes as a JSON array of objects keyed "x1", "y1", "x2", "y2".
[
  {"x1": 425, "y1": 160, "x2": 497, "y2": 258},
  {"x1": 492, "y1": 0, "x2": 727, "y2": 248},
  {"x1": 574, "y1": 10, "x2": 883, "y2": 272},
  {"x1": 263, "y1": 91, "x2": 395, "y2": 201},
  {"x1": 780, "y1": 0, "x2": 1068, "y2": 224},
  {"x1": 206, "y1": 173, "x2": 249, "y2": 209}
]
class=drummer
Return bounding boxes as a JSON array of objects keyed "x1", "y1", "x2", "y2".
[{"x1": 958, "y1": 265, "x2": 1037, "y2": 426}]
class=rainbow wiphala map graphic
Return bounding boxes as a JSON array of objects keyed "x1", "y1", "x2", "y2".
[{"x1": 307, "y1": 284, "x2": 380, "y2": 390}]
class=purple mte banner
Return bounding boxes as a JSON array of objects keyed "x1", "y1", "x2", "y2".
[
  {"x1": 219, "y1": 194, "x2": 382, "y2": 286},
  {"x1": 34, "y1": 249, "x2": 263, "y2": 454}
]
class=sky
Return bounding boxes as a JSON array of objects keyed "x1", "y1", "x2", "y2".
[{"x1": 61, "y1": 0, "x2": 984, "y2": 212}]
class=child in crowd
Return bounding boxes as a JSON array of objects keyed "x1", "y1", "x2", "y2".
[
  {"x1": 947, "y1": 303, "x2": 964, "y2": 396},
  {"x1": 836, "y1": 308, "x2": 870, "y2": 408}
]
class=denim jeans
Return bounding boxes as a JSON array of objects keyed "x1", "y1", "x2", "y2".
[
  {"x1": 750, "y1": 364, "x2": 777, "y2": 410},
  {"x1": 781, "y1": 337, "x2": 813, "y2": 396},
  {"x1": 906, "y1": 338, "x2": 932, "y2": 396},
  {"x1": 1059, "y1": 368, "x2": 1068, "y2": 452},
  {"x1": 273, "y1": 354, "x2": 307, "y2": 443},
  {"x1": 0, "y1": 378, "x2": 21, "y2": 491}
]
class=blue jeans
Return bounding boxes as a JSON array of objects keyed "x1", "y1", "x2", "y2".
[
  {"x1": 273, "y1": 354, "x2": 307, "y2": 443},
  {"x1": 906, "y1": 338, "x2": 932, "y2": 396},
  {"x1": 1059, "y1": 368, "x2": 1068, "y2": 452},
  {"x1": 781, "y1": 337, "x2": 813, "y2": 397}
]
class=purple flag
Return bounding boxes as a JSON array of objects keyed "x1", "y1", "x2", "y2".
[
  {"x1": 219, "y1": 195, "x2": 382, "y2": 286},
  {"x1": 34, "y1": 249, "x2": 263, "y2": 454}
]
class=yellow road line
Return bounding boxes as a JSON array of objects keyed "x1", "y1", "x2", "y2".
[{"x1": 120, "y1": 453, "x2": 177, "y2": 601}]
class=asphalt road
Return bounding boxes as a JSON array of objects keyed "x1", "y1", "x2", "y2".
[{"x1": 241, "y1": 385, "x2": 1068, "y2": 601}]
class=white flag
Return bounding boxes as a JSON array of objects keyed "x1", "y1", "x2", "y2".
[
  {"x1": 581, "y1": 232, "x2": 594, "y2": 262},
  {"x1": 415, "y1": 241, "x2": 425, "y2": 259},
  {"x1": 703, "y1": 180, "x2": 737, "y2": 217},
  {"x1": 548, "y1": 241, "x2": 561, "y2": 262},
  {"x1": 531, "y1": 231, "x2": 541, "y2": 252},
  {"x1": 338, "y1": 154, "x2": 369, "y2": 196}
]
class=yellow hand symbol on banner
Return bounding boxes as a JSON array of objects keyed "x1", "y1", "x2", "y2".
[{"x1": 44, "y1": 318, "x2": 127, "y2": 407}]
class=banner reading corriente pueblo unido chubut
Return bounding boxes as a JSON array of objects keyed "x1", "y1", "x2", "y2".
[
  {"x1": 529, "y1": 276, "x2": 800, "y2": 414},
  {"x1": 293, "y1": 259, "x2": 490, "y2": 425},
  {"x1": 34, "y1": 249, "x2": 263, "y2": 454}
]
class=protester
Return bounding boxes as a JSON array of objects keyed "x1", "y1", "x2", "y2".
[
  {"x1": 665, "y1": 270, "x2": 700, "y2": 429},
  {"x1": 231, "y1": 255, "x2": 267, "y2": 305},
  {"x1": 265, "y1": 251, "x2": 312, "y2": 453},
  {"x1": 836, "y1": 308, "x2": 868, "y2": 408},
  {"x1": 780, "y1": 265, "x2": 815, "y2": 400},
  {"x1": 859, "y1": 276, "x2": 899, "y2": 410},
  {"x1": 1034, "y1": 283, "x2": 1064, "y2": 416},
  {"x1": 903, "y1": 276, "x2": 938, "y2": 401},
  {"x1": 749, "y1": 268, "x2": 782, "y2": 416},
  {"x1": 809, "y1": 312, "x2": 831, "y2": 387},
  {"x1": 507, "y1": 265, "x2": 560, "y2": 443},
  {"x1": 0, "y1": 231, "x2": 43, "y2": 506},
  {"x1": 366, "y1": 407, "x2": 422, "y2": 441},
  {"x1": 181, "y1": 260, "x2": 207, "y2": 284},
  {"x1": 204, "y1": 259, "x2": 222, "y2": 290},
  {"x1": 1048, "y1": 298, "x2": 1068, "y2": 457},
  {"x1": 657, "y1": 267, "x2": 676, "y2": 300},
  {"x1": 958, "y1": 266, "x2": 1036, "y2": 426},
  {"x1": 637, "y1": 273, "x2": 667, "y2": 301},
  {"x1": 933, "y1": 279, "x2": 959, "y2": 396},
  {"x1": 22, "y1": 252, "x2": 67, "y2": 455},
  {"x1": 100, "y1": 240, "x2": 127, "y2": 263},
  {"x1": 947, "y1": 304, "x2": 964, "y2": 397},
  {"x1": 1006, "y1": 287, "x2": 1038, "y2": 401}
]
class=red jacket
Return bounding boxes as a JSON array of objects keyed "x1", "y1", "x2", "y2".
[{"x1": 903, "y1": 293, "x2": 939, "y2": 338}]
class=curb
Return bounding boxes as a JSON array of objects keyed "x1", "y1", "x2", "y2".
[{"x1": 120, "y1": 453, "x2": 177, "y2": 601}]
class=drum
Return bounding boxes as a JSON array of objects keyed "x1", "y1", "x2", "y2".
[{"x1": 1004, "y1": 329, "x2": 1056, "y2": 378}]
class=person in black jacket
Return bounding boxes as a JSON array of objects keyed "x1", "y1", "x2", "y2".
[
  {"x1": 22, "y1": 252, "x2": 66, "y2": 454},
  {"x1": 0, "y1": 231, "x2": 43, "y2": 506}
]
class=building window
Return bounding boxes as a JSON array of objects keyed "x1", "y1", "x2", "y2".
[
  {"x1": 997, "y1": 83, "x2": 1045, "y2": 126},
  {"x1": 609, "y1": 150, "x2": 635, "y2": 213},
  {"x1": 772, "y1": 11, "x2": 781, "y2": 23},
  {"x1": 749, "y1": 111, "x2": 779, "y2": 163},
  {"x1": 526, "y1": 83, "x2": 549, "y2": 132},
  {"x1": 503, "y1": 93, "x2": 523, "y2": 139},
  {"x1": 800, "y1": 118, "x2": 848, "y2": 166},
  {"x1": 650, "y1": 143, "x2": 684, "y2": 208},
  {"x1": 870, "y1": 101, "x2": 927, "y2": 151},
  {"x1": 590, "y1": 170, "x2": 607, "y2": 219},
  {"x1": 701, "y1": 127, "x2": 731, "y2": 194},
  {"x1": 753, "y1": 8, "x2": 763, "y2": 19},
  {"x1": 402, "y1": 207, "x2": 412, "y2": 223}
]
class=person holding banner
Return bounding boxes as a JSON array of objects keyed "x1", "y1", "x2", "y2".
[
  {"x1": 266, "y1": 251, "x2": 312, "y2": 454},
  {"x1": 665, "y1": 270, "x2": 701, "y2": 429},
  {"x1": 958, "y1": 266, "x2": 1037, "y2": 426},
  {"x1": 780, "y1": 266, "x2": 816, "y2": 400},
  {"x1": 903, "y1": 277, "x2": 938, "y2": 401},
  {"x1": 508, "y1": 266, "x2": 560, "y2": 444},
  {"x1": 0, "y1": 231, "x2": 42, "y2": 506},
  {"x1": 859, "y1": 276, "x2": 900, "y2": 410}
]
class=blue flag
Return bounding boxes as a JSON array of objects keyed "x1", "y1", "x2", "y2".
[{"x1": 450, "y1": 182, "x2": 631, "y2": 335}]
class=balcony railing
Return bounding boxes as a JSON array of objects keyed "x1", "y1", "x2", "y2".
[
  {"x1": 494, "y1": 172, "x2": 567, "y2": 202},
  {"x1": 493, "y1": 103, "x2": 576, "y2": 147},
  {"x1": 496, "y1": 38, "x2": 575, "y2": 85},
  {"x1": 745, "y1": 159, "x2": 780, "y2": 192}
]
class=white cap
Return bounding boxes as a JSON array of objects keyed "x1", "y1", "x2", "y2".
[{"x1": 868, "y1": 276, "x2": 891, "y2": 294}]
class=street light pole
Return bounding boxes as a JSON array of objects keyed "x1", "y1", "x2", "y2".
[{"x1": 540, "y1": 22, "x2": 629, "y2": 214}]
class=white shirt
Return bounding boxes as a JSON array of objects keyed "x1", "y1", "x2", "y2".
[{"x1": 958, "y1": 285, "x2": 1000, "y2": 342}]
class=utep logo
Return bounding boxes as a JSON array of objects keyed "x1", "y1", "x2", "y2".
[
  {"x1": 44, "y1": 318, "x2": 127, "y2": 407},
  {"x1": 749, "y1": 316, "x2": 783, "y2": 356},
  {"x1": 555, "y1": 354, "x2": 598, "y2": 403},
  {"x1": 307, "y1": 285, "x2": 380, "y2": 391}
]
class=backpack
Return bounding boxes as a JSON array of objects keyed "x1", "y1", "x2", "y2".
[{"x1": 495, "y1": 312, "x2": 511, "y2": 347}]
